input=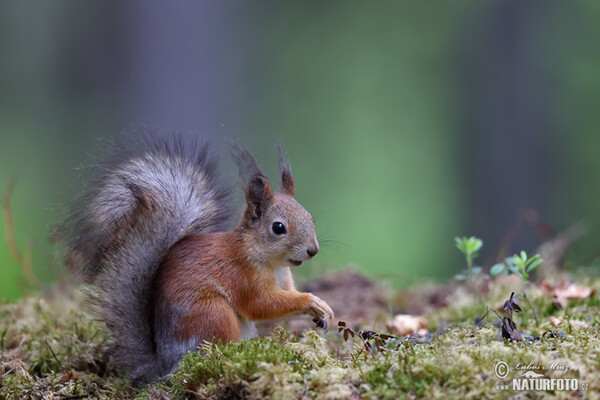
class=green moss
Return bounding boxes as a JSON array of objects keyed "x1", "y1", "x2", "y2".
[
  {"x1": 165, "y1": 338, "x2": 305, "y2": 398},
  {"x1": 2, "y1": 279, "x2": 599, "y2": 399},
  {"x1": 0, "y1": 290, "x2": 135, "y2": 399}
]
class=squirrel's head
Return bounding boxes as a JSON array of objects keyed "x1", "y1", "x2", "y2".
[{"x1": 239, "y1": 159, "x2": 319, "y2": 268}]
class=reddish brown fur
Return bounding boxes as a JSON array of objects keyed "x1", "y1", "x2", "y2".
[
  {"x1": 152, "y1": 165, "x2": 332, "y2": 354},
  {"x1": 155, "y1": 230, "x2": 315, "y2": 342}
]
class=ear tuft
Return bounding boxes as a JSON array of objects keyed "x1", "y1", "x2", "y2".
[
  {"x1": 246, "y1": 174, "x2": 274, "y2": 222},
  {"x1": 229, "y1": 138, "x2": 265, "y2": 187},
  {"x1": 278, "y1": 143, "x2": 295, "y2": 196}
]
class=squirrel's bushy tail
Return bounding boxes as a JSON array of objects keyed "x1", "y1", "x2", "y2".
[{"x1": 63, "y1": 134, "x2": 230, "y2": 382}]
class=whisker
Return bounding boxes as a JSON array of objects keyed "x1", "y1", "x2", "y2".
[{"x1": 317, "y1": 236, "x2": 349, "y2": 254}]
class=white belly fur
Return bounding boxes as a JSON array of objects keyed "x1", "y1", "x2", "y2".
[{"x1": 274, "y1": 266, "x2": 291, "y2": 288}]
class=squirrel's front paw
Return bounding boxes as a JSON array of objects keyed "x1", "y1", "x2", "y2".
[{"x1": 307, "y1": 294, "x2": 334, "y2": 321}]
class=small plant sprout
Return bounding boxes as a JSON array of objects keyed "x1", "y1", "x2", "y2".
[
  {"x1": 490, "y1": 251, "x2": 543, "y2": 326},
  {"x1": 490, "y1": 251, "x2": 542, "y2": 287},
  {"x1": 454, "y1": 236, "x2": 483, "y2": 281}
]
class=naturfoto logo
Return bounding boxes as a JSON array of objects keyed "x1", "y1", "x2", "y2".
[{"x1": 493, "y1": 361, "x2": 589, "y2": 393}]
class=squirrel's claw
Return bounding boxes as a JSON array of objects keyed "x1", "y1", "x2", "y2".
[
  {"x1": 313, "y1": 316, "x2": 328, "y2": 333},
  {"x1": 308, "y1": 295, "x2": 333, "y2": 317}
]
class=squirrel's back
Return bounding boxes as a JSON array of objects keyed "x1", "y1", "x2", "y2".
[{"x1": 63, "y1": 134, "x2": 231, "y2": 381}]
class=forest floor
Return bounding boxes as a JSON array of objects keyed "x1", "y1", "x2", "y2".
[{"x1": 1, "y1": 268, "x2": 599, "y2": 399}]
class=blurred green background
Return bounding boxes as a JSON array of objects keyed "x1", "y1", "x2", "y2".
[{"x1": 1, "y1": 1, "x2": 599, "y2": 301}]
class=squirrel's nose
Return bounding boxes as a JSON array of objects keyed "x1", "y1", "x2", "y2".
[{"x1": 307, "y1": 247, "x2": 319, "y2": 258}]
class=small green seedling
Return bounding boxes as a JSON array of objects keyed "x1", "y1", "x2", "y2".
[
  {"x1": 490, "y1": 251, "x2": 542, "y2": 287},
  {"x1": 454, "y1": 236, "x2": 483, "y2": 281},
  {"x1": 490, "y1": 251, "x2": 543, "y2": 326}
]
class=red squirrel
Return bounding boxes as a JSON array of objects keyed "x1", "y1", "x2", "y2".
[{"x1": 63, "y1": 134, "x2": 333, "y2": 383}]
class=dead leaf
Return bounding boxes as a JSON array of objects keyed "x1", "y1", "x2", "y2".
[
  {"x1": 549, "y1": 316, "x2": 563, "y2": 326},
  {"x1": 386, "y1": 314, "x2": 428, "y2": 336},
  {"x1": 539, "y1": 279, "x2": 595, "y2": 308}
]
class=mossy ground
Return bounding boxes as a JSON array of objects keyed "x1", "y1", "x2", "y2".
[{"x1": 1, "y1": 276, "x2": 599, "y2": 399}]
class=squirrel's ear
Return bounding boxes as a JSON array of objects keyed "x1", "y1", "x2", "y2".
[
  {"x1": 278, "y1": 144, "x2": 295, "y2": 197},
  {"x1": 280, "y1": 169, "x2": 295, "y2": 197},
  {"x1": 246, "y1": 174, "x2": 274, "y2": 222}
]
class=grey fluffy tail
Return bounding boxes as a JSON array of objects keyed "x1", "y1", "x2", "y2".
[{"x1": 62, "y1": 134, "x2": 230, "y2": 382}]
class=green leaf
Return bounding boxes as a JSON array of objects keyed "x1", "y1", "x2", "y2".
[
  {"x1": 472, "y1": 266, "x2": 482, "y2": 275},
  {"x1": 524, "y1": 253, "x2": 541, "y2": 265},
  {"x1": 511, "y1": 254, "x2": 525, "y2": 272},
  {"x1": 468, "y1": 237, "x2": 483, "y2": 253},
  {"x1": 454, "y1": 274, "x2": 468, "y2": 281},
  {"x1": 508, "y1": 264, "x2": 520, "y2": 275},
  {"x1": 520, "y1": 250, "x2": 527, "y2": 261},
  {"x1": 526, "y1": 257, "x2": 542, "y2": 272},
  {"x1": 490, "y1": 263, "x2": 506, "y2": 276},
  {"x1": 454, "y1": 236, "x2": 483, "y2": 256},
  {"x1": 455, "y1": 237, "x2": 467, "y2": 254}
]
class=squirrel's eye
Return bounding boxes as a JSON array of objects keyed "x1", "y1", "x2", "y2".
[{"x1": 271, "y1": 222, "x2": 287, "y2": 235}]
